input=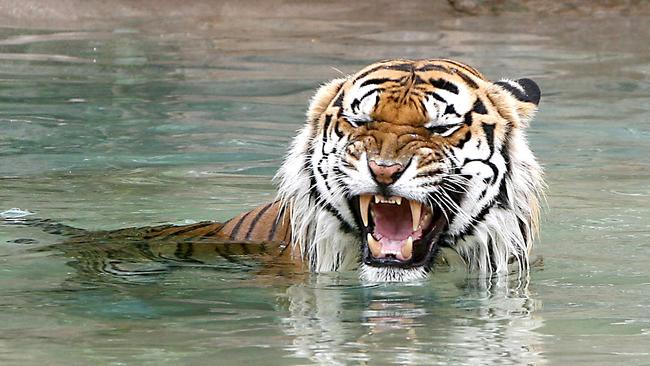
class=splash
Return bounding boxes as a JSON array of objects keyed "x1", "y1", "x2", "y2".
[{"x1": 0, "y1": 208, "x2": 35, "y2": 219}]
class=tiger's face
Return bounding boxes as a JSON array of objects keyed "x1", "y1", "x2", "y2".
[{"x1": 277, "y1": 59, "x2": 543, "y2": 282}]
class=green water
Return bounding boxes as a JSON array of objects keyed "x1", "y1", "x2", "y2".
[{"x1": 1, "y1": 2, "x2": 650, "y2": 365}]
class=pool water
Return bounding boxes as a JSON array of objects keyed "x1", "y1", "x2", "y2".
[{"x1": 1, "y1": 2, "x2": 649, "y2": 365}]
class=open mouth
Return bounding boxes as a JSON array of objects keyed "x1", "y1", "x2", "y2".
[{"x1": 355, "y1": 194, "x2": 447, "y2": 268}]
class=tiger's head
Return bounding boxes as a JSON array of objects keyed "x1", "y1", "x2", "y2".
[{"x1": 276, "y1": 59, "x2": 544, "y2": 282}]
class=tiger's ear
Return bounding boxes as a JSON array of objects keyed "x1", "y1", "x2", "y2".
[
  {"x1": 492, "y1": 78, "x2": 541, "y2": 126},
  {"x1": 307, "y1": 78, "x2": 347, "y2": 123},
  {"x1": 494, "y1": 78, "x2": 541, "y2": 106}
]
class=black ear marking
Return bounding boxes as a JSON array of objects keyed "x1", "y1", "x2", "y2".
[
  {"x1": 516, "y1": 78, "x2": 541, "y2": 105},
  {"x1": 495, "y1": 78, "x2": 541, "y2": 105}
]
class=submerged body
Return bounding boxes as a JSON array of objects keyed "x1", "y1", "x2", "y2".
[{"x1": 112, "y1": 59, "x2": 545, "y2": 282}]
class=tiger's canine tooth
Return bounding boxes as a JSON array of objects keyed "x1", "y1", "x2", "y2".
[
  {"x1": 367, "y1": 233, "x2": 382, "y2": 257},
  {"x1": 394, "y1": 196, "x2": 402, "y2": 205},
  {"x1": 401, "y1": 236, "x2": 413, "y2": 260},
  {"x1": 374, "y1": 195, "x2": 381, "y2": 203},
  {"x1": 359, "y1": 194, "x2": 371, "y2": 227},
  {"x1": 409, "y1": 200, "x2": 422, "y2": 232}
]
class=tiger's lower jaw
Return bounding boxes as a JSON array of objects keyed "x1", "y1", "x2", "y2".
[
  {"x1": 359, "y1": 263, "x2": 433, "y2": 282},
  {"x1": 358, "y1": 240, "x2": 442, "y2": 282}
]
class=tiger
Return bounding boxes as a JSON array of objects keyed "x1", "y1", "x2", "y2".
[{"x1": 124, "y1": 58, "x2": 544, "y2": 283}]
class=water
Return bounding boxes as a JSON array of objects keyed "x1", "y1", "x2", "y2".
[{"x1": 1, "y1": 2, "x2": 650, "y2": 365}]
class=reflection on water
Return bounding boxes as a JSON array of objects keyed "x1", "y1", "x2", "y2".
[
  {"x1": 282, "y1": 274, "x2": 543, "y2": 365},
  {"x1": 1, "y1": 1, "x2": 650, "y2": 365},
  {"x1": 14, "y1": 222, "x2": 547, "y2": 365}
]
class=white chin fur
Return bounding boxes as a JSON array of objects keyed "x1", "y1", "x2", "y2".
[{"x1": 359, "y1": 264, "x2": 429, "y2": 283}]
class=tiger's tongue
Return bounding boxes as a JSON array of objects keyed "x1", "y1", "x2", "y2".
[{"x1": 373, "y1": 203, "x2": 413, "y2": 240}]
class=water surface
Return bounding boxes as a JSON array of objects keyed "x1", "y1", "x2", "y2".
[{"x1": 1, "y1": 2, "x2": 649, "y2": 365}]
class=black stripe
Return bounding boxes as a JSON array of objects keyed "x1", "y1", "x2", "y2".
[
  {"x1": 309, "y1": 172, "x2": 318, "y2": 197},
  {"x1": 415, "y1": 64, "x2": 451, "y2": 73},
  {"x1": 319, "y1": 81, "x2": 346, "y2": 113},
  {"x1": 283, "y1": 224, "x2": 292, "y2": 243},
  {"x1": 214, "y1": 244, "x2": 227, "y2": 258},
  {"x1": 305, "y1": 136, "x2": 355, "y2": 234},
  {"x1": 142, "y1": 224, "x2": 173, "y2": 239},
  {"x1": 340, "y1": 160, "x2": 354, "y2": 169},
  {"x1": 518, "y1": 218, "x2": 529, "y2": 244},
  {"x1": 444, "y1": 104, "x2": 459, "y2": 116},
  {"x1": 351, "y1": 88, "x2": 382, "y2": 114},
  {"x1": 464, "y1": 158, "x2": 499, "y2": 185},
  {"x1": 224, "y1": 242, "x2": 241, "y2": 261},
  {"x1": 482, "y1": 123, "x2": 495, "y2": 155},
  {"x1": 263, "y1": 202, "x2": 283, "y2": 242},
  {"x1": 323, "y1": 202, "x2": 355, "y2": 233},
  {"x1": 443, "y1": 59, "x2": 483, "y2": 79},
  {"x1": 245, "y1": 203, "x2": 273, "y2": 240},
  {"x1": 333, "y1": 119, "x2": 344, "y2": 138},
  {"x1": 430, "y1": 78, "x2": 459, "y2": 94},
  {"x1": 418, "y1": 98, "x2": 427, "y2": 113},
  {"x1": 214, "y1": 244, "x2": 252, "y2": 267},
  {"x1": 135, "y1": 242, "x2": 156, "y2": 259},
  {"x1": 322, "y1": 114, "x2": 332, "y2": 145},
  {"x1": 496, "y1": 128, "x2": 512, "y2": 209},
  {"x1": 454, "y1": 202, "x2": 493, "y2": 240},
  {"x1": 353, "y1": 62, "x2": 412, "y2": 83},
  {"x1": 204, "y1": 223, "x2": 226, "y2": 237},
  {"x1": 472, "y1": 98, "x2": 487, "y2": 114},
  {"x1": 477, "y1": 181, "x2": 490, "y2": 201},
  {"x1": 309, "y1": 249, "x2": 318, "y2": 270},
  {"x1": 501, "y1": 126, "x2": 512, "y2": 179},
  {"x1": 486, "y1": 161, "x2": 500, "y2": 184},
  {"x1": 456, "y1": 70, "x2": 479, "y2": 89},
  {"x1": 157, "y1": 223, "x2": 208, "y2": 239},
  {"x1": 445, "y1": 180, "x2": 465, "y2": 207},
  {"x1": 184, "y1": 242, "x2": 194, "y2": 258},
  {"x1": 495, "y1": 175, "x2": 510, "y2": 209},
  {"x1": 428, "y1": 91, "x2": 446, "y2": 103},
  {"x1": 384, "y1": 62, "x2": 414, "y2": 72},
  {"x1": 413, "y1": 74, "x2": 427, "y2": 86},
  {"x1": 316, "y1": 159, "x2": 331, "y2": 191},
  {"x1": 427, "y1": 124, "x2": 458, "y2": 135},
  {"x1": 353, "y1": 65, "x2": 385, "y2": 82},
  {"x1": 487, "y1": 237, "x2": 497, "y2": 270},
  {"x1": 309, "y1": 173, "x2": 355, "y2": 234},
  {"x1": 415, "y1": 168, "x2": 442, "y2": 179},
  {"x1": 229, "y1": 210, "x2": 253, "y2": 240},
  {"x1": 463, "y1": 110, "x2": 473, "y2": 126},
  {"x1": 332, "y1": 89, "x2": 345, "y2": 108},
  {"x1": 268, "y1": 215, "x2": 281, "y2": 242},
  {"x1": 495, "y1": 81, "x2": 526, "y2": 101},
  {"x1": 360, "y1": 77, "x2": 398, "y2": 88},
  {"x1": 174, "y1": 242, "x2": 194, "y2": 259}
]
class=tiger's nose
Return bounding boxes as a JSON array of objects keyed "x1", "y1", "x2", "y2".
[{"x1": 368, "y1": 160, "x2": 405, "y2": 185}]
